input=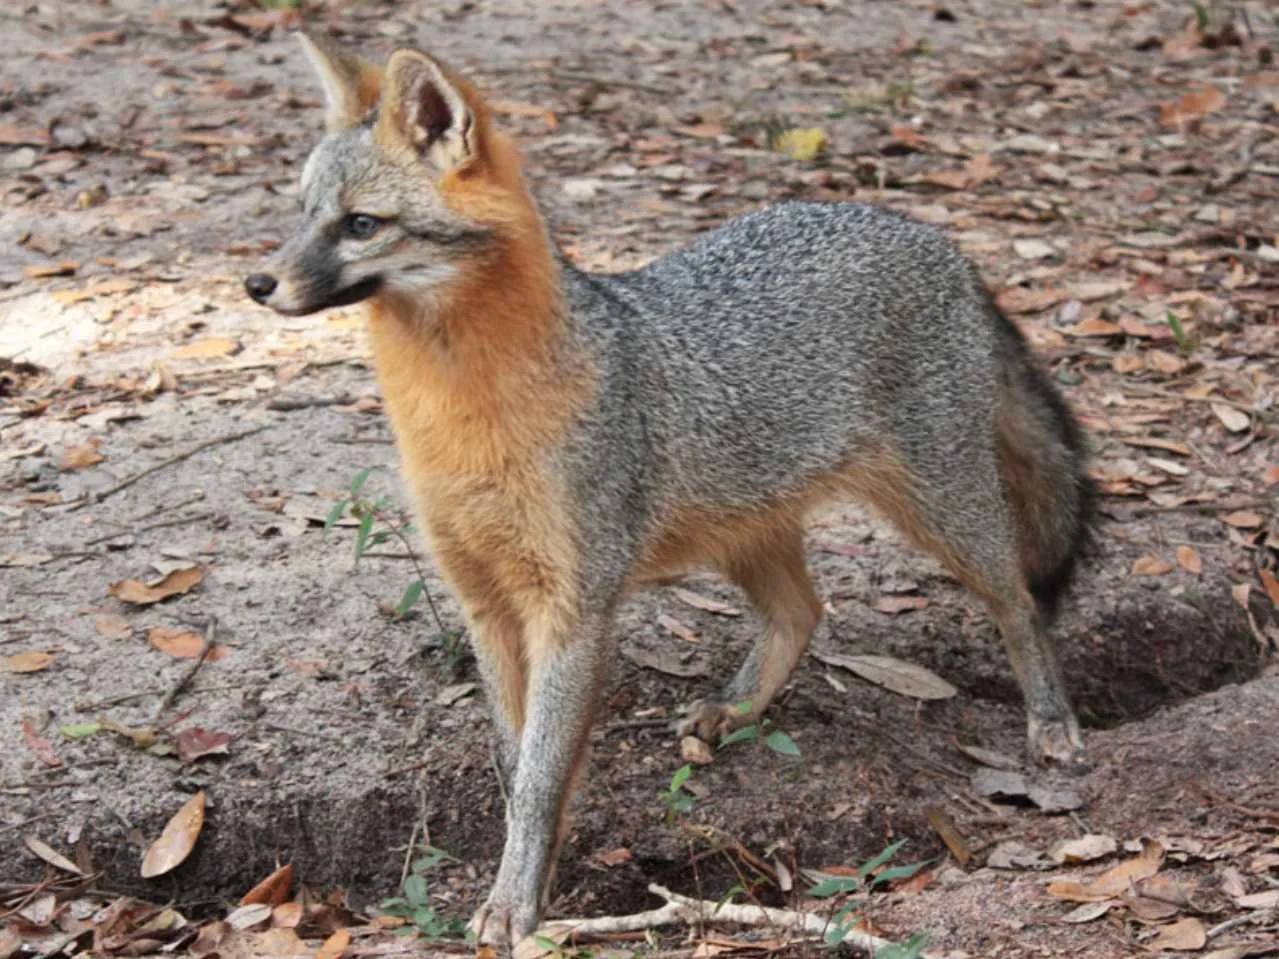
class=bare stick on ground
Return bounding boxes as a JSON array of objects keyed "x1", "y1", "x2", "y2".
[
  {"x1": 81, "y1": 425, "x2": 266, "y2": 508},
  {"x1": 150, "y1": 618, "x2": 217, "y2": 725},
  {"x1": 530, "y1": 883, "x2": 924, "y2": 958}
]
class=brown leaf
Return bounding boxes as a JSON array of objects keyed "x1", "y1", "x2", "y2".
[
  {"x1": 671, "y1": 587, "x2": 741, "y2": 616},
  {"x1": 24, "y1": 261, "x2": 78, "y2": 279},
  {"x1": 110, "y1": 566, "x2": 205, "y2": 605},
  {"x1": 1176, "y1": 546, "x2": 1203, "y2": 574},
  {"x1": 22, "y1": 718, "x2": 62, "y2": 768},
  {"x1": 1148, "y1": 916, "x2": 1206, "y2": 951},
  {"x1": 1260, "y1": 569, "x2": 1279, "y2": 607},
  {"x1": 23, "y1": 836, "x2": 83, "y2": 875},
  {"x1": 1047, "y1": 839, "x2": 1163, "y2": 901},
  {"x1": 253, "y1": 927, "x2": 305, "y2": 956},
  {"x1": 5, "y1": 651, "x2": 56, "y2": 673},
  {"x1": 594, "y1": 847, "x2": 634, "y2": 869},
  {"x1": 680, "y1": 735, "x2": 714, "y2": 765},
  {"x1": 873, "y1": 595, "x2": 930, "y2": 614},
  {"x1": 170, "y1": 338, "x2": 243, "y2": 360},
  {"x1": 140, "y1": 791, "x2": 206, "y2": 878},
  {"x1": 1211, "y1": 404, "x2": 1250, "y2": 433},
  {"x1": 1066, "y1": 317, "x2": 1124, "y2": 337},
  {"x1": 996, "y1": 287, "x2": 1065, "y2": 315},
  {"x1": 812, "y1": 649, "x2": 956, "y2": 700},
  {"x1": 658, "y1": 614, "x2": 699, "y2": 643},
  {"x1": 1148, "y1": 351, "x2": 1188, "y2": 375},
  {"x1": 1159, "y1": 86, "x2": 1226, "y2": 128},
  {"x1": 60, "y1": 438, "x2": 106, "y2": 471},
  {"x1": 175, "y1": 727, "x2": 232, "y2": 763},
  {"x1": 1132, "y1": 555, "x2": 1174, "y2": 576},
  {"x1": 1222, "y1": 511, "x2": 1263, "y2": 529},
  {"x1": 240, "y1": 863, "x2": 295, "y2": 907},
  {"x1": 315, "y1": 928, "x2": 350, "y2": 959},
  {"x1": 148, "y1": 626, "x2": 227, "y2": 660},
  {"x1": 94, "y1": 613, "x2": 134, "y2": 639}
]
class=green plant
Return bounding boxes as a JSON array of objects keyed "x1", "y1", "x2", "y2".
[
  {"x1": 326, "y1": 468, "x2": 466, "y2": 668},
  {"x1": 1165, "y1": 309, "x2": 1194, "y2": 353},
  {"x1": 659, "y1": 764, "x2": 698, "y2": 824},
  {"x1": 718, "y1": 715, "x2": 800, "y2": 757},
  {"x1": 806, "y1": 840, "x2": 930, "y2": 948},
  {"x1": 378, "y1": 846, "x2": 465, "y2": 940}
]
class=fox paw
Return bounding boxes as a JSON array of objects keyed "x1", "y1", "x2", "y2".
[
  {"x1": 468, "y1": 898, "x2": 538, "y2": 954},
  {"x1": 1028, "y1": 714, "x2": 1088, "y2": 770},
  {"x1": 676, "y1": 699, "x2": 751, "y2": 744}
]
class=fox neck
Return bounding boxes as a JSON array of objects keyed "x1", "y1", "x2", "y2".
[{"x1": 365, "y1": 199, "x2": 588, "y2": 479}]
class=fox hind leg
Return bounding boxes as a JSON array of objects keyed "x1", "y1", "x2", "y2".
[
  {"x1": 851, "y1": 445, "x2": 1084, "y2": 764},
  {"x1": 678, "y1": 525, "x2": 823, "y2": 743}
]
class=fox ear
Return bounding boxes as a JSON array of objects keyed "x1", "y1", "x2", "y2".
[
  {"x1": 377, "y1": 49, "x2": 478, "y2": 171},
  {"x1": 297, "y1": 30, "x2": 382, "y2": 133}
]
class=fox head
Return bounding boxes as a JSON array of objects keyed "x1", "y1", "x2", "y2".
[{"x1": 245, "y1": 32, "x2": 535, "y2": 316}]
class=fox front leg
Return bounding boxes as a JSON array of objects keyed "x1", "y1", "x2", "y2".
[{"x1": 469, "y1": 616, "x2": 613, "y2": 950}]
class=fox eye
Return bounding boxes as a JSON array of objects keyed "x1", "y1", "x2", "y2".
[{"x1": 343, "y1": 214, "x2": 383, "y2": 239}]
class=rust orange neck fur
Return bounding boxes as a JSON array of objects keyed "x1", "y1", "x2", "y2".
[{"x1": 364, "y1": 134, "x2": 588, "y2": 478}]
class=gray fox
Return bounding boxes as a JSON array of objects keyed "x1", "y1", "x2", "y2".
[{"x1": 245, "y1": 32, "x2": 1093, "y2": 950}]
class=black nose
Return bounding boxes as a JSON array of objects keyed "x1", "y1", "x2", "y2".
[{"x1": 245, "y1": 273, "x2": 278, "y2": 303}]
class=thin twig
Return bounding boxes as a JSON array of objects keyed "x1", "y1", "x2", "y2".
[
  {"x1": 398, "y1": 819, "x2": 420, "y2": 891},
  {"x1": 384, "y1": 759, "x2": 432, "y2": 780},
  {"x1": 85, "y1": 511, "x2": 215, "y2": 546},
  {"x1": 75, "y1": 681, "x2": 251, "y2": 713},
  {"x1": 80, "y1": 425, "x2": 265, "y2": 508},
  {"x1": 267, "y1": 393, "x2": 354, "y2": 412},
  {"x1": 151, "y1": 618, "x2": 216, "y2": 724}
]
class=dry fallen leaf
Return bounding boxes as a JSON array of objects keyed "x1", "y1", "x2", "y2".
[
  {"x1": 1176, "y1": 546, "x2": 1203, "y2": 574},
  {"x1": 94, "y1": 613, "x2": 134, "y2": 639},
  {"x1": 23, "y1": 836, "x2": 83, "y2": 875},
  {"x1": 4, "y1": 650, "x2": 56, "y2": 673},
  {"x1": 1222, "y1": 511, "x2": 1263, "y2": 529},
  {"x1": 175, "y1": 727, "x2": 232, "y2": 763},
  {"x1": 1047, "y1": 839, "x2": 1164, "y2": 901},
  {"x1": 658, "y1": 614, "x2": 699, "y2": 643},
  {"x1": 671, "y1": 587, "x2": 741, "y2": 616},
  {"x1": 141, "y1": 791, "x2": 206, "y2": 878},
  {"x1": 1260, "y1": 569, "x2": 1279, "y2": 607},
  {"x1": 873, "y1": 595, "x2": 930, "y2": 615},
  {"x1": 680, "y1": 735, "x2": 714, "y2": 765},
  {"x1": 315, "y1": 928, "x2": 350, "y2": 959},
  {"x1": 1159, "y1": 85, "x2": 1226, "y2": 128},
  {"x1": 148, "y1": 626, "x2": 227, "y2": 660},
  {"x1": 21, "y1": 718, "x2": 62, "y2": 768},
  {"x1": 240, "y1": 863, "x2": 295, "y2": 907},
  {"x1": 1212, "y1": 403, "x2": 1250, "y2": 433},
  {"x1": 110, "y1": 566, "x2": 205, "y2": 605},
  {"x1": 1132, "y1": 555, "x2": 1174, "y2": 576},
  {"x1": 811, "y1": 649, "x2": 957, "y2": 700},
  {"x1": 1050, "y1": 835, "x2": 1118, "y2": 865},
  {"x1": 271, "y1": 902, "x2": 303, "y2": 929},
  {"x1": 1148, "y1": 916, "x2": 1207, "y2": 951},
  {"x1": 60, "y1": 438, "x2": 106, "y2": 471}
]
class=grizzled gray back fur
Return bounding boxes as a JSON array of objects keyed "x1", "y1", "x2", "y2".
[{"x1": 554, "y1": 202, "x2": 1091, "y2": 602}]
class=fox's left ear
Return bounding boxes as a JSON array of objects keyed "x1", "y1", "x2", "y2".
[
  {"x1": 377, "y1": 49, "x2": 479, "y2": 171},
  {"x1": 298, "y1": 30, "x2": 382, "y2": 133}
]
